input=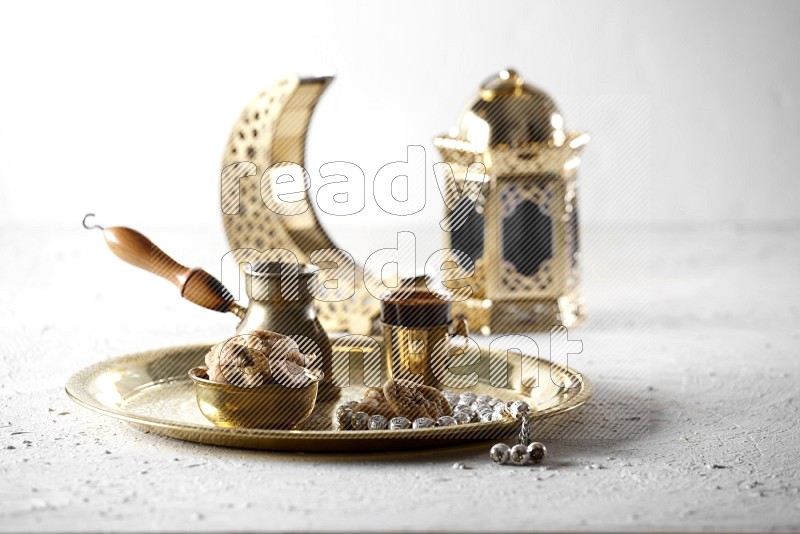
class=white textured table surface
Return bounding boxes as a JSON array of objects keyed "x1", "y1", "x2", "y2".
[{"x1": 1, "y1": 225, "x2": 799, "y2": 532}]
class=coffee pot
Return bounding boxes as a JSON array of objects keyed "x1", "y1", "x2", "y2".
[{"x1": 85, "y1": 217, "x2": 338, "y2": 400}]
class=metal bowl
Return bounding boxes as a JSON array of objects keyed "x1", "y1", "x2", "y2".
[{"x1": 188, "y1": 366, "x2": 321, "y2": 429}]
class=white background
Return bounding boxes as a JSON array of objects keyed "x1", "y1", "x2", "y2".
[{"x1": 1, "y1": 0, "x2": 798, "y2": 245}]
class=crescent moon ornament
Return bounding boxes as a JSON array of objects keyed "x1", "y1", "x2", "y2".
[{"x1": 220, "y1": 73, "x2": 381, "y2": 334}]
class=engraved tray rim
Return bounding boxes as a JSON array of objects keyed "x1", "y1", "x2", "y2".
[{"x1": 65, "y1": 340, "x2": 593, "y2": 453}]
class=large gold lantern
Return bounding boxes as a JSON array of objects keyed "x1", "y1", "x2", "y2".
[{"x1": 433, "y1": 68, "x2": 589, "y2": 335}]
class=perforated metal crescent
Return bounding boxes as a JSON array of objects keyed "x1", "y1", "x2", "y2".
[{"x1": 220, "y1": 74, "x2": 380, "y2": 334}]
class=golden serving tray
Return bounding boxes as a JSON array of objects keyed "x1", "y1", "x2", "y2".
[{"x1": 66, "y1": 338, "x2": 592, "y2": 452}]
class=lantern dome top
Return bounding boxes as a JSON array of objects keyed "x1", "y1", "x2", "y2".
[{"x1": 450, "y1": 68, "x2": 566, "y2": 151}]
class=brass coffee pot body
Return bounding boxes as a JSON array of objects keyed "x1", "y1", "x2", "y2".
[{"x1": 236, "y1": 263, "x2": 337, "y2": 400}]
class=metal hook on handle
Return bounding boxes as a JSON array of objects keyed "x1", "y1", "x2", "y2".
[{"x1": 82, "y1": 213, "x2": 104, "y2": 231}]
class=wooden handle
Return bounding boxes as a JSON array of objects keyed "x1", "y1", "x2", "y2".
[{"x1": 102, "y1": 226, "x2": 238, "y2": 314}]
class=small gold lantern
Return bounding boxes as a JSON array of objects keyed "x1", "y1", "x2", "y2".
[{"x1": 434, "y1": 68, "x2": 589, "y2": 334}]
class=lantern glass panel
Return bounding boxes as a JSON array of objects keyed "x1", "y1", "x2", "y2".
[
  {"x1": 450, "y1": 196, "x2": 485, "y2": 268},
  {"x1": 501, "y1": 199, "x2": 553, "y2": 277},
  {"x1": 499, "y1": 179, "x2": 555, "y2": 278}
]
